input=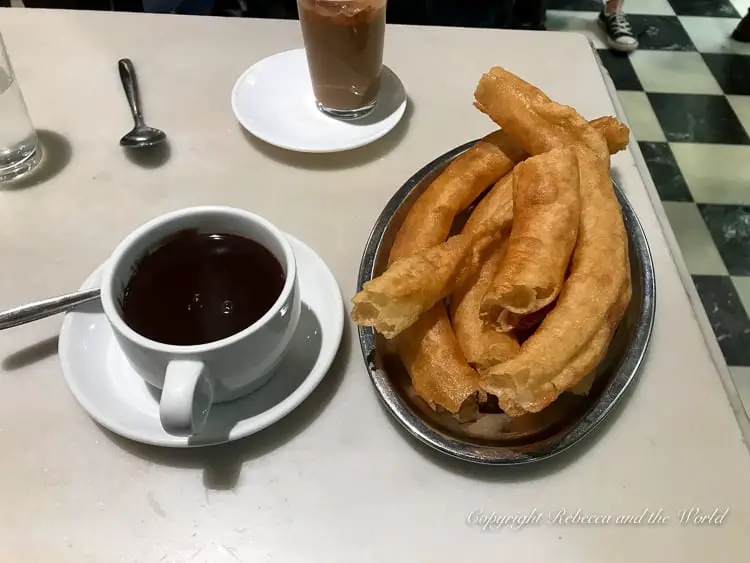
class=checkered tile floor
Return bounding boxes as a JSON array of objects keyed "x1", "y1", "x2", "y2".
[{"x1": 549, "y1": 0, "x2": 750, "y2": 415}]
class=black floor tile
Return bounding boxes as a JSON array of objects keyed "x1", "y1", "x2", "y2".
[
  {"x1": 692, "y1": 275, "x2": 750, "y2": 366},
  {"x1": 597, "y1": 49, "x2": 642, "y2": 90},
  {"x1": 703, "y1": 53, "x2": 750, "y2": 96},
  {"x1": 698, "y1": 204, "x2": 750, "y2": 276},
  {"x1": 638, "y1": 142, "x2": 693, "y2": 202},
  {"x1": 648, "y1": 93, "x2": 750, "y2": 144},
  {"x1": 667, "y1": 0, "x2": 739, "y2": 18},
  {"x1": 628, "y1": 14, "x2": 695, "y2": 51},
  {"x1": 547, "y1": 0, "x2": 601, "y2": 11}
]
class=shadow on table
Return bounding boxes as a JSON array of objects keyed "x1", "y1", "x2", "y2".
[
  {"x1": 377, "y1": 364, "x2": 644, "y2": 482},
  {"x1": 1, "y1": 299, "x2": 103, "y2": 371},
  {"x1": 125, "y1": 141, "x2": 171, "y2": 169},
  {"x1": 1, "y1": 335, "x2": 60, "y2": 372},
  {"x1": 102, "y1": 319, "x2": 352, "y2": 491},
  {"x1": 2, "y1": 130, "x2": 72, "y2": 191},
  {"x1": 241, "y1": 95, "x2": 414, "y2": 171}
]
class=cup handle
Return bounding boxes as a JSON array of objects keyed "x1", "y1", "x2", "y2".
[{"x1": 159, "y1": 360, "x2": 214, "y2": 436}]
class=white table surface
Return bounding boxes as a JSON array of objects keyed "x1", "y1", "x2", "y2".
[{"x1": 0, "y1": 9, "x2": 748, "y2": 563}]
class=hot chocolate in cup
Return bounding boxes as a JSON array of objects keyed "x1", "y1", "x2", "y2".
[
  {"x1": 297, "y1": 0, "x2": 387, "y2": 120},
  {"x1": 99, "y1": 206, "x2": 301, "y2": 437}
]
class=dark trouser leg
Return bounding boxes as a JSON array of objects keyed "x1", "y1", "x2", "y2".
[
  {"x1": 115, "y1": 0, "x2": 143, "y2": 10},
  {"x1": 23, "y1": 1, "x2": 143, "y2": 9},
  {"x1": 388, "y1": 0, "x2": 512, "y2": 28},
  {"x1": 241, "y1": 0, "x2": 297, "y2": 19},
  {"x1": 23, "y1": 1, "x2": 111, "y2": 7},
  {"x1": 512, "y1": 0, "x2": 547, "y2": 29}
]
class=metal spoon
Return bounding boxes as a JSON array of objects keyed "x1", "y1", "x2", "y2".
[
  {"x1": 0, "y1": 289, "x2": 100, "y2": 330},
  {"x1": 118, "y1": 58, "x2": 167, "y2": 148}
]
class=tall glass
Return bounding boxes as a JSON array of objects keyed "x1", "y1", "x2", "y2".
[
  {"x1": 297, "y1": 0, "x2": 387, "y2": 120},
  {"x1": 0, "y1": 32, "x2": 41, "y2": 184}
]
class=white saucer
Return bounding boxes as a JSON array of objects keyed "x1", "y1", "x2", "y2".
[
  {"x1": 58, "y1": 234, "x2": 344, "y2": 448},
  {"x1": 231, "y1": 48, "x2": 407, "y2": 153}
]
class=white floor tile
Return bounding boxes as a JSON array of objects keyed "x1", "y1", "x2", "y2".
[
  {"x1": 679, "y1": 16, "x2": 750, "y2": 55},
  {"x1": 662, "y1": 202, "x2": 729, "y2": 276},
  {"x1": 732, "y1": 276, "x2": 750, "y2": 318},
  {"x1": 729, "y1": 366, "x2": 750, "y2": 418},
  {"x1": 616, "y1": 91, "x2": 666, "y2": 142},
  {"x1": 726, "y1": 95, "x2": 750, "y2": 136},
  {"x1": 731, "y1": 0, "x2": 750, "y2": 16},
  {"x1": 670, "y1": 143, "x2": 750, "y2": 206},
  {"x1": 629, "y1": 51, "x2": 722, "y2": 94},
  {"x1": 623, "y1": 0, "x2": 675, "y2": 16},
  {"x1": 545, "y1": 10, "x2": 607, "y2": 50}
]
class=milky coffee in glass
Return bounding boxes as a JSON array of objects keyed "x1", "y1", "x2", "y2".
[{"x1": 297, "y1": 0, "x2": 387, "y2": 120}]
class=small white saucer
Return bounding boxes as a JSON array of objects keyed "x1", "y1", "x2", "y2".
[
  {"x1": 58, "y1": 235, "x2": 344, "y2": 448},
  {"x1": 231, "y1": 48, "x2": 407, "y2": 153}
]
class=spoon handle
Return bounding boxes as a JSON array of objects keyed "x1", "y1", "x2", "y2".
[
  {"x1": 118, "y1": 58, "x2": 144, "y2": 126},
  {"x1": 0, "y1": 288, "x2": 101, "y2": 330}
]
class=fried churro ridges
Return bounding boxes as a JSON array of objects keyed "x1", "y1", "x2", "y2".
[{"x1": 474, "y1": 66, "x2": 631, "y2": 414}]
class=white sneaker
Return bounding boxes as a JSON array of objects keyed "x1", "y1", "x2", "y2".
[{"x1": 598, "y1": 10, "x2": 639, "y2": 53}]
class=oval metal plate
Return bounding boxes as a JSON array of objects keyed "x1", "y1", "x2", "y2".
[{"x1": 356, "y1": 141, "x2": 656, "y2": 465}]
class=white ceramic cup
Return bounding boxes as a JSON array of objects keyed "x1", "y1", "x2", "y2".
[{"x1": 100, "y1": 206, "x2": 300, "y2": 437}]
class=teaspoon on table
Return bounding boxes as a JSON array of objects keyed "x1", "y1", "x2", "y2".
[
  {"x1": 0, "y1": 289, "x2": 100, "y2": 330},
  {"x1": 118, "y1": 58, "x2": 167, "y2": 148}
]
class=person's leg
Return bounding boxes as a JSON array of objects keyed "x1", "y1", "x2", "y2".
[
  {"x1": 175, "y1": 0, "x2": 213, "y2": 15},
  {"x1": 240, "y1": 0, "x2": 296, "y2": 19},
  {"x1": 23, "y1": 0, "x2": 111, "y2": 7},
  {"x1": 387, "y1": 0, "x2": 512, "y2": 28},
  {"x1": 604, "y1": 0, "x2": 622, "y2": 12},
  {"x1": 114, "y1": 0, "x2": 144, "y2": 10},
  {"x1": 599, "y1": 0, "x2": 638, "y2": 53},
  {"x1": 512, "y1": 0, "x2": 548, "y2": 30},
  {"x1": 141, "y1": 0, "x2": 213, "y2": 13}
]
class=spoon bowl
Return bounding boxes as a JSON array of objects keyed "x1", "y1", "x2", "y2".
[{"x1": 120, "y1": 125, "x2": 167, "y2": 149}]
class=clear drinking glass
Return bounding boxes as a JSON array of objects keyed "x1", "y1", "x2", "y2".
[
  {"x1": 297, "y1": 0, "x2": 387, "y2": 120},
  {"x1": 0, "y1": 32, "x2": 41, "y2": 184}
]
